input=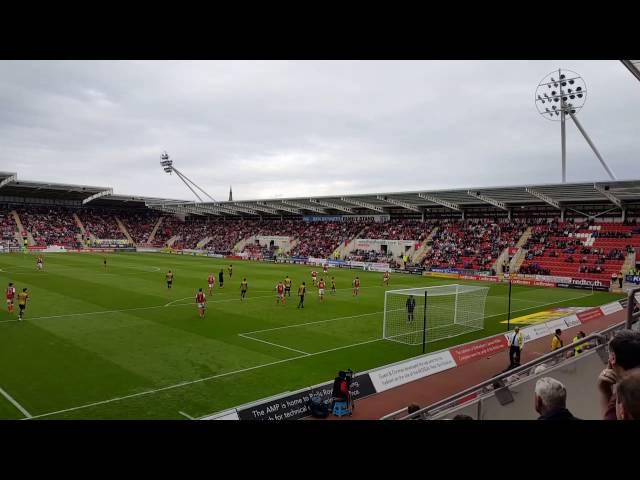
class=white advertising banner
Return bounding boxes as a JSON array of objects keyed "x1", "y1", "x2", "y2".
[
  {"x1": 600, "y1": 301, "x2": 623, "y2": 316},
  {"x1": 354, "y1": 239, "x2": 416, "y2": 249},
  {"x1": 369, "y1": 351, "x2": 457, "y2": 393}
]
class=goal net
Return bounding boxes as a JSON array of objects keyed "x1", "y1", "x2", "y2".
[{"x1": 383, "y1": 284, "x2": 489, "y2": 346}]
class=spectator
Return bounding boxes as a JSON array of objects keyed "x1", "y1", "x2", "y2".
[
  {"x1": 451, "y1": 414, "x2": 474, "y2": 420},
  {"x1": 534, "y1": 377, "x2": 579, "y2": 420},
  {"x1": 598, "y1": 330, "x2": 640, "y2": 420},
  {"x1": 615, "y1": 368, "x2": 640, "y2": 420},
  {"x1": 551, "y1": 329, "x2": 563, "y2": 351}
]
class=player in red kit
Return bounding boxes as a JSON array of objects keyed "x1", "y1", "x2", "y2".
[
  {"x1": 311, "y1": 271, "x2": 318, "y2": 287},
  {"x1": 207, "y1": 273, "x2": 215, "y2": 296},
  {"x1": 196, "y1": 288, "x2": 206, "y2": 318},
  {"x1": 318, "y1": 278, "x2": 326, "y2": 301},
  {"x1": 275, "y1": 281, "x2": 285, "y2": 305},
  {"x1": 383, "y1": 271, "x2": 390, "y2": 287},
  {"x1": 352, "y1": 276, "x2": 361, "y2": 296},
  {"x1": 6, "y1": 282, "x2": 16, "y2": 314}
]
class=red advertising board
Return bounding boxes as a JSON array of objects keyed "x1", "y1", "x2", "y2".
[
  {"x1": 576, "y1": 307, "x2": 604, "y2": 324},
  {"x1": 510, "y1": 278, "x2": 556, "y2": 288},
  {"x1": 449, "y1": 335, "x2": 509, "y2": 365}
]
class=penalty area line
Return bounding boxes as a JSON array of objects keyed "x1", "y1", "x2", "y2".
[
  {"x1": 0, "y1": 386, "x2": 32, "y2": 419},
  {"x1": 238, "y1": 333, "x2": 310, "y2": 355},
  {"x1": 24, "y1": 338, "x2": 383, "y2": 420}
]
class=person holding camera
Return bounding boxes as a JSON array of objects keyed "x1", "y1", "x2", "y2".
[{"x1": 332, "y1": 370, "x2": 351, "y2": 415}]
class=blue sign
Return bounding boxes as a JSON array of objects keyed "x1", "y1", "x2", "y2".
[
  {"x1": 626, "y1": 275, "x2": 640, "y2": 285},
  {"x1": 303, "y1": 216, "x2": 343, "y2": 222}
]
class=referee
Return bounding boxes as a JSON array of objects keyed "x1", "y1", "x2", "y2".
[{"x1": 406, "y1": 295, "x2": 416, "y2": 322}]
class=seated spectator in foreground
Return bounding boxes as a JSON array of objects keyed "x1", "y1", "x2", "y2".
[
  {"x1": 451, "y1": 414, "x2": 474, "y2": 420},
  {"x1": 598, "y1": 330, "x2": 640, "y2": 420},
  {"x1": 406, "y1": 403, "x2": 422, "y2": 419},
  {"x1": 534, "y1": 377, "x2": 579, "y2": 420},
  {"x1": 615, "y1": 368, "x2": 640, "y2": 420}
]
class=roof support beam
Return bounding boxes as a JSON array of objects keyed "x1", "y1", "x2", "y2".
[
  {"x1": 340, "y1": 197, "x2": 385, "y2": 213},
  {"x1": 524, "y1": 187, "x2": 561, "y2": 209},
  {"x1": 260, "y1": 202, "x2": 301, "y2": 215},
  {"x1": 282, "y1": 200, "x2": 326, "y2": 214},
  {"x1": 417, "y1": 192, "x2": 460, "y2": 211},
  {"x1": 467, "y1": 191, "x2": 508, "y2": 211},
  {"x1": 239, "y1": 203, "x2": 278, "y2": 215},
  {"x1": 82, "y1": 188, "x2": 114, "y2": 205},
  {"x1": 0, "y1": 174, "x2": 17, "y2": 190},
  {"x1": 376, "y1": 195, "x2": 421, "y2": 212},
  {"x1": 593, "y1": 184, "x2": 622, "y2": 208},
  {"x1": 621, "y1": 60, "x2": 640, "y2": 83},
  {"x1": 309, "y1": 199, "x2": 353, "y2": 214},
  {"x1": 216, "y1": 203, "x2": 258, "y2": 215}
]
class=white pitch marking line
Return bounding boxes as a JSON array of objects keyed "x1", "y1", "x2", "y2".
[
  {"x1": 238, "y1": 333, "x2": 310, "y2": 355},
  {"x1": 242, "y1": 310, "x2": 384, "y2": 336},
  {"x1": 178, "y1": 411, "x2": 195, "y2": 420},
  {"x1": 0, "y1": 386, "x2": 32, "y2": 418},
  {"x1": 25, "y1": 338, "x2": 383, "y2": 420}
]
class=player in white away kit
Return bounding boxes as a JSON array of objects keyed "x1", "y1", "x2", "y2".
[
  {"x1": 383, "y1": 271, "x2": 390, "y2": 287},
  {"x1": 311, "y1": 271, "x2": 318, "y2": 287}
]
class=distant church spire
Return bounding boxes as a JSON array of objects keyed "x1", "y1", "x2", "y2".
[{"x1": 228, "y1": 185, "x2": 233, "y2": 202}]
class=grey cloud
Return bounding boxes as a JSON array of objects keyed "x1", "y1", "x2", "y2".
[{"x1": 0, "y1": 60, "x2": 639, "y2": 202}]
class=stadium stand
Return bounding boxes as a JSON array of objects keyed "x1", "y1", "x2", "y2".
[
  {"x1": 78, "y1": 209, "x2": 125, "y2": 240},
  {"x1": 0, "y1": 208, "x2": 18, "y2": 249},
  {"x1": 16, "y1": 206, "x2": 81, "y2": 248},
  {"x1": 421, "y1": 219, "x2": 526, "y2": 272},
  {"x1": 120, "y1": 210, "x2": 161, "y2": 245}
]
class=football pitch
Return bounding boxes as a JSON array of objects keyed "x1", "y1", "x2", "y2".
[{"x1": 0, "y1": 252, "x2": 623, "y2": 420}]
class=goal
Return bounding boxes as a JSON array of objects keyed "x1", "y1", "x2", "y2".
[{"x1": 383, "y1": 284, "x2": 489, "y2": 346}]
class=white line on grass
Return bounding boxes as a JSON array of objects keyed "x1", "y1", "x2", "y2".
[
  {"x1": 241, "y1": 310, "x2": 384, "y2": 335},
  {"x1": 178, "y1": 411, "x2": 195, "y2": 420},
  {"x1": 21, "y1": 287, "x2": 597, "y2": 419},
  {"x1": 0, "y1": 386, "x2": 32, "y2": 418},
  {"x1": 25, "y1": 337, "x2": 383, "y2": 420},
  {"x1": 238, "y1": 333, "x2": 310, "y2": 355}
]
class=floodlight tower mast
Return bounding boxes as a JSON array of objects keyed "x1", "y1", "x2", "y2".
[
  {"x1": 535, "y1": 69, "x2": 616, "y2": 183},
  {"x1": 159, "y1": 152, "x2": 216, "y2": 202}
]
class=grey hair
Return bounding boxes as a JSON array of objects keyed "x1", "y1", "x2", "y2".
[{"x1": 535, "y1": 377, "x2": 567, "y2": 411}]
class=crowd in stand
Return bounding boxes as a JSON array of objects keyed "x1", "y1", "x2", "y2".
[
  {"x1": 121, "y1": 211, "x2": 161, "y2": 245},
  {"x1": 288, "y1": 221, "x2": 364, "y2": 258},
  {"x1": 421, "y1": 219, "x2": 526, "y2": 271},
  {"x1": 358, "y1": 220, "x2": 430, "y2": 241},
  {"x1": 345, "y1": 248, "x2": 395, "y2": 264},
  {"x1": 78, "y1": 209, "x2": 125, "y2": 240},
  {"x1": 0, "y1": 210, "x2": 18, "y2": 248},
  {"x1": 17, "y1": 206, "x2": 80, "y2": 248}
]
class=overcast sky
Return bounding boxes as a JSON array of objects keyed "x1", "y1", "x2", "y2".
[{"x1": 1, "y1": 60, "x2": 639, "y2": 201}]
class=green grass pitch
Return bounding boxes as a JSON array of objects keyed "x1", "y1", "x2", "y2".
[{"x1": 0, "y1": 252, "x2": 623, "y2": 419}]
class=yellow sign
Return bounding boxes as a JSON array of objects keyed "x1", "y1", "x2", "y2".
[{"x1": 500, "y1": 307, "x2": 586, "y2": 325}]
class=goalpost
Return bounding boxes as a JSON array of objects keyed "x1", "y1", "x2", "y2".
[{"x1": 383, "y1": 284, "x2": 489, "y2": 349}]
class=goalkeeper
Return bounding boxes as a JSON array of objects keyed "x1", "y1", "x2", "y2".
[{"x1": 406, "y1": 295, "x2": 416, "y2": 322}]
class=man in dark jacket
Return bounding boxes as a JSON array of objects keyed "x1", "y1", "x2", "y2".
[{"x1": 534, "y1": 377, "x2": 579, "y2": 420}]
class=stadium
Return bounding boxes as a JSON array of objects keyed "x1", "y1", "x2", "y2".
[{"x1": 1, "y1": 60, "x2": 640, "y2": 421}]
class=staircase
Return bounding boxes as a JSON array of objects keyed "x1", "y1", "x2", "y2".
[
  {"x1": 115, "y1": 216, "x2": 134, "y2": 244},
  {"x1": 515, "y1": 227, "x2": 533, "y2": 248},
  {"x1": 10, "y1": 210, "x2": 35, "y2": 246},
  {"x1": 197, "y1": 236, "x2": 213, "y2": 250},
  {"x1": 411, "y1": 227, "x2": 439, "y2": 264},
  {"x1": 509, "y1": 248, "x2": 527, "y2": 274},
  {"x1": 493, "y1": 247, "x2": 511, "y2": 274},
  {"x1": 622, "y1": 251, "x2": 636, "y2": 276},
  {"x1": 332, "y1": 227, "x2": 368, "y2": 259},
  {"x1": 146, "y1": 217, "x2": 164, "y2": 246},
  {"x1": 233, "y1": 235, "x2": 255, "y2": 253},
  {"x1": 73, "y1": 213, "x2": 87, "y2": 236},
  {"x1": 166, "y1": 234, "x2": 180, "y2": 248}
]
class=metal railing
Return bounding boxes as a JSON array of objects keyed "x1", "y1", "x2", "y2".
[{"x1": 383, "y1": 320, "x2": 631, "y2": 420}]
